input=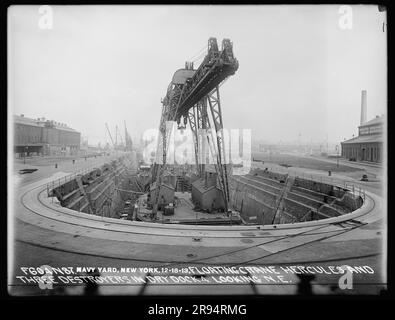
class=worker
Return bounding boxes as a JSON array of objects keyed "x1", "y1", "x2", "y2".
[
  {"x1": 133, "y1": 203, "x2": 138, "y2": 221},
  {"x1": 168, "y1": 202, "x2": 174, "y2": 215},
  {"x1": 160, "y1": 195, "x2": 166, "y2": 211},
  {"x1": 211, "y1": 199, "x2": 216, "y2": 213}
]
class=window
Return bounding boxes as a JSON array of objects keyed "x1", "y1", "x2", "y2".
[
  {"x1": 370, "y1": 125, "x2": 382, "y2": 134},
  {"x1": 359, "y1": 127, "x2": 369, "y2": 135}
]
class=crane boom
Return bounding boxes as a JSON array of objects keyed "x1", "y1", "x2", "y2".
[
  {"x1": 116, "y1": 125, "x2": 124, "y2": 146},
  {"x1": 124, "y1": 120, "x2": 133, "y2": 151},
  {"x1": 105, "y1": 123, "x2": 115, "y2": 148},
  {"x1": 162, "y1": 38, "x2": 238, "y2": 124}
]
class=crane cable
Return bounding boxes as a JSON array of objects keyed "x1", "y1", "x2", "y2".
[
  {"x1": 191, "y1": 51, "x2": 207, "y2": 64},
  {"x1": 187, "y1": 43, "x2": 207, "y2": 62}
]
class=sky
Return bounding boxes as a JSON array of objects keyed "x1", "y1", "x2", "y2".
[{"x1": 8, "y1": 5, "x2": 387, "y2": 146}]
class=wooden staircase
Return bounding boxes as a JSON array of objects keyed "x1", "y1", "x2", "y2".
[{"x1": 271, "y1": 175, "x2": 294, "y2": 224}]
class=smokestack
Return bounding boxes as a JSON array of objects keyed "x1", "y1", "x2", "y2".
[{"x1": 360, "y1": 90, "x2": 367, "y2": 125}]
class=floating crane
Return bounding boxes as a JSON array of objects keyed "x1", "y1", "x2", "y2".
[
  {"x1": 151, "y1": 37, "x2": 239, "y2": 215},
  {"x1": 106, "y1": 123, "x2": 129, "y2": 151}
]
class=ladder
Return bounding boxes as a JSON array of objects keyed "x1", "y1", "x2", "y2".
[
  {"x1": 271, "y1": 175, "x2": 294, "y2": 224},
  {"x1": 75, "y1": 175, "x2": 95, "y2": 214}
]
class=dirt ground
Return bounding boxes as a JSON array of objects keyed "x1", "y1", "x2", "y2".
[{"x1": 252, "y1": 152, "x2": 364, "y2": 173}]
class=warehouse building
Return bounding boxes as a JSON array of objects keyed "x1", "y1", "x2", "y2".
[
  {"x1": 341, "y1": 91, "x2": 384, "y2": 163},
  {"x1": 13, "y1": 114, "x2": 81, "y2": 157}
]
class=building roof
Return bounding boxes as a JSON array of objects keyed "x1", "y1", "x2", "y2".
[
  {"x1": 359, "y1": 115, "x2": 385, "y2": 128},
  {"x1": 341, "y1": 134, "x2": 383, "y2": 145},
  {"x1": 150, "y1": 181, "x2": 174, "y2": 191},
  {"x1": 14, "y1": 143, "x2": 47, "y2": 147},
  {"x1": 13, "y1": 115, "x2": 79, "y2": 133},
  {"x1": 191, "y1": 179, "x2": 216, "y2": 194},
  {"x1": 13, "y1": 115, "x2": 41, "y2": 127}
]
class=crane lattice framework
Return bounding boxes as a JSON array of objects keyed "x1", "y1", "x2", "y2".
[{"x1": 152, "y1": 37, "x2": 239, "y2": 215}]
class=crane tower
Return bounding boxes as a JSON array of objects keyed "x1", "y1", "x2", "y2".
[{"x1": 151, "y1": 37, "x2": 239, "y2": 215}]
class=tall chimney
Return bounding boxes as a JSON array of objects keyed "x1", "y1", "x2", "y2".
[{"x1": 360, "y1": 90, "x2": 367, "y2": 125}]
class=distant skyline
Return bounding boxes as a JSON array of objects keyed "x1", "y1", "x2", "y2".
[{"x1": 8, "y1": 5, "x2": 387, "y2": 146}]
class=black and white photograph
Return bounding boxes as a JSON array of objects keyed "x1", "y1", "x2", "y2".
[{"x1": 7, "y1": 4, "x2": 388, "y2": 301}]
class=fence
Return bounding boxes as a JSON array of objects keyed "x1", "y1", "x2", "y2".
[{"x1": 46, "y1": 165, "x2": 106, "y2": 198}]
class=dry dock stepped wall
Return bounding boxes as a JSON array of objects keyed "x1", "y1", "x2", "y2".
[
  {"x1": 229, "y1": 168, "x2": 363, "y2": 225},
  {"x1": 49, "y1": 157, "x2": 137, "y2": 218},
  {"x1": 49, "y1": 164, "x2": 363, "y2": 226}
]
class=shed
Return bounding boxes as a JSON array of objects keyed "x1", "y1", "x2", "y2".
[
  {"x1": 191, "y1": 178, "x2": 225, "y2": 212},
  {"x1": 149, "y1": 181, "x2": 175, "y2": 210}
]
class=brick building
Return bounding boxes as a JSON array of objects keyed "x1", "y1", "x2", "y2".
[
  {"x1": 340, "y1": 91, "x2": 384, "y2": 163},
  {"x1": 341, "y1": 116, "x2": 384, "y2": 163},
  {"x1": 13, "y1": 115, "x2": 81, "y2": 157}
]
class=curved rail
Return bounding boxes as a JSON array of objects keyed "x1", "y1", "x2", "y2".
[{"x1": 17, "y1": 182, "x2": 380, "y2": 265}]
